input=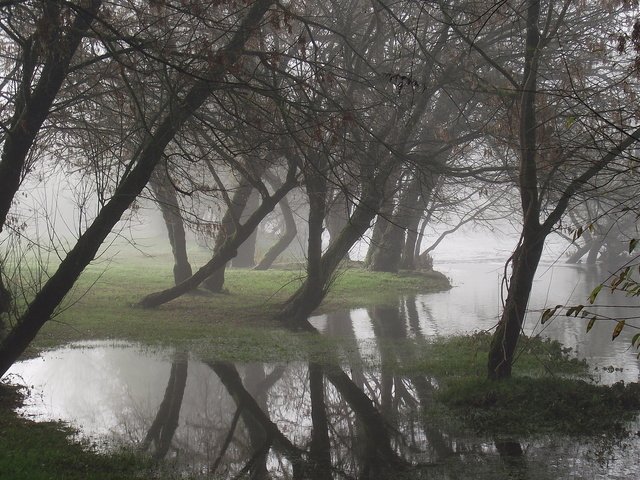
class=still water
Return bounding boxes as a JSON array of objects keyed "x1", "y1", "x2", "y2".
[{"x1": 6, "y1": 261, "x2": 640, "y2": 479}]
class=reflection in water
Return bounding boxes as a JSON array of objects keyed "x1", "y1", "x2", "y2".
[
  {"x1": 5, "y1": 263, "x2": 640, "y2": 478},
  {"x1": 6, "y1": 342, "x2": 639, "y2": 478}
]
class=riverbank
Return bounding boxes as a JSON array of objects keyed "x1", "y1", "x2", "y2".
[{"x1": 26, "y1": 255, "x2": 450, "y2": 360}]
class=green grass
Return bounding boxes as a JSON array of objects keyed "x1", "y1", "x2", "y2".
[
  {"x1": 411, "y1": 332, "x2": 640, "y2": 437},
  {"x1": 22, "y1": 252, "x2": 449, "y2": 362},
  {"x1": 439, "y1": 376, "x2": 640, "y2": 436}
]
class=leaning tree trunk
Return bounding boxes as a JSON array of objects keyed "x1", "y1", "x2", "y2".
[
  {"x1": 487, "y1": 229, "x2": 545, "y2": 379},
  {"x1": 278, "y1": 190, "x2": 383, "y2": 325},
  {"x1": 201, "y1": 180, "x2": 254, "y2": 292},
  {"x1": 150, "y1": 169, "x2": 193, "y2": 284},
  {"x1": 254, "y1": 193, "x2": 297, "y2": 270}
]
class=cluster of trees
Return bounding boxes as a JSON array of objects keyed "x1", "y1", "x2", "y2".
[{"x1": 0, "y1": 0, "x2": 639, "y2": 380}]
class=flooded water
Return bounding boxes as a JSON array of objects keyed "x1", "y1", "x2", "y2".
[{"x1": 5, "y1": 260, "x2": 640, "y2": 478}]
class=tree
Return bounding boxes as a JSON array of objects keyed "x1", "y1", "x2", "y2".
[
  {"x1": 439, "y1": 0, "x2": 640, "y2": 379},
  {"x1": 0, "y1": 0, "x2": 276, "y2": 377}
]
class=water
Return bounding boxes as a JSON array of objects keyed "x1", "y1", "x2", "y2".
[{"x1": 5, "y1": 260, "x2": 640, "y2": 478}]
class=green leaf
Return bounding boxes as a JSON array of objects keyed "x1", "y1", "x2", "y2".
[
  {"x1": 612, "y1": 320, "x2": 625, "y2": 341},
  {"x1": 632, "y1": 332, "x2": 640, "y2": 349},
  {"x1": 588, "y1": 285, "x2": 603, "y2": 304},
  {"x1": 586, "y1": 316, "x2": 596, "y2": 333},
  {"x1": 629, "y1": 238, "x2": 639, "y2": 254}
]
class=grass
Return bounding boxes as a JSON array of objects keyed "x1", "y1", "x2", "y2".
[
  {"x1": 412, "y1": 332, "x2": 640, "y2": 437},
  {"x1": 439, "y1": 375, "x2": 640, "y2": 435},
  {"x1": 23, "y1": 251, "x2": 449, "y2": 363}
]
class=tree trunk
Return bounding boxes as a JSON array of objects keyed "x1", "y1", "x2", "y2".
[
  {"x1": 138, "y1": 165, "x2": 297, "y2": 308},
  {"x1": 370, "y1": 175, "x2": 421, "y2": 273},
  {"x1": 254, "y1": 194, "x2": 297, "y2": 270},
  {"x1": 487, "y1": 0, "x2": 542, "y2": 381},
  {"x1": 364, "y1": 205, "x2": 393, "y2": 268},
  {"x1": 399, "y1": 202, "x2": 423, "y2": 270},
  {"x1": 150, "y1": 170, "x2": 193, "y2": 284},
  {"x1": 201, "y1": 180, "x2": 254, "y2": 292},
  {"x1": 369, "y1": 223, "x2": 404, "y2": 273},
  {"x1": 487, "y1": 230, "x2": 545, "y2": 379},
  {"x1": 325, "y1": 188, "x2": 350, "y2": 247},
  {"x1": 0, "y1": 0, "x2": 275, "y2": 378},
  {"x1": 278, "y1": 190, "x2": 382, "y2": 325},
  {"x1": 231, "y1": 189, "x2": 260, "y2": 268}
]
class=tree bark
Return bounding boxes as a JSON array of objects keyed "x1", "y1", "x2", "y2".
[
  {"x1": 150, "y1": 169, "x2": 193, "y2": 284},
  {"x1": 0, "y1": 0, "x2": 275, "y2": 378},
  {"x1": 325, "y1": 188, "x2": 350, "y2": 247},
  {"x1": 231, "y1": 189, "x2": 260, "y2": 268},
  {"x1": 370, "y1": 175, "x2": 421, "y2": 273},
  {"x1": 277, "y1": 190, "x2": 383, "y2": 325},
  {"x1": 488, "y1": 0, "x2": 542, "y2": 380},
  {"x1": 487, "y1": 231, "x2": 545, "y2": 379},
  {"x1": 201, "y1": 180, "x2": 254, "y2": 293}
]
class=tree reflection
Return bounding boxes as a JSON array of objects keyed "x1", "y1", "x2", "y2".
[{"x1": 142, "y1": 351, "x2": 188, "y2": 460}]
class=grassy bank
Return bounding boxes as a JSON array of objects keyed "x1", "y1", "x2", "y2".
[
  {"x1": 26, "y1": 252, "x2": 450, "y2": 360},
  {"x1": 412, "y1": 333, "x2": 640, "y2": 436}
]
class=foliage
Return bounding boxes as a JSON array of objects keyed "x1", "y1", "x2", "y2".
[{"x1": 544, "y1": 236, "x2": 640, "y2": 357}]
